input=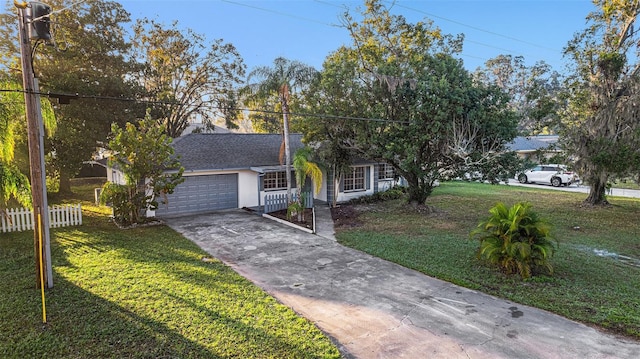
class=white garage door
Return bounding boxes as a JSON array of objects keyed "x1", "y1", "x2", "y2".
[{"x1": 155, "y1": 174, "x2": 238, "y2": 217}]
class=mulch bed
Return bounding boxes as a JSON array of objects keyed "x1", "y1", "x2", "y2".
[
  {"x1": 267, "y1": 204, "x2": 366, "y2": 230},
  {"x1": 268, "y1": 208, "x2": 314, "y2": 230},
  {"x1": 330, "y1": 205, "x2": 362, "y2": 228}
]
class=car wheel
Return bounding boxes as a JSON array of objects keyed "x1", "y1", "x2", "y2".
[
  {"x1": 518, "y1": 174, "x2": 528, "y2": 184},
  {"x1": 551, "y1": 177, "x2": 562, "y2": 187}
]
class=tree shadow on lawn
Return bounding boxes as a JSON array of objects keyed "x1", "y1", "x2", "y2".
[
  {"x1": 1, "y1": 265, "x2": 216, "y2": 358},
  {"x1": 2, "y1": 222, "x2": 338, "y2": 358}
]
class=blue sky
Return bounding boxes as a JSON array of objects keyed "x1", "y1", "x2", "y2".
[{"x1": 120, "y1": 0, "x2": 594, "y2": 73}]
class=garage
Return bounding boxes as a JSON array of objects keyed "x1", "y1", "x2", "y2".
[{"x1": 154, "y1": 174, "x2": 238, "y2": 217}]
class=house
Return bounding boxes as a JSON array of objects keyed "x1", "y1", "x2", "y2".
[
  {"x1": 507, "y1": 135, "x2": 561, "y2": 161},
  {"x1": 76, "y1": 158, "x2": 108, "y2": 178},
  {"x1": 180, "y1": 122, "x2": 231, "y2": 136},
  {"x1": 106, "y1": 133, "x2": 400, "y2": 218}
]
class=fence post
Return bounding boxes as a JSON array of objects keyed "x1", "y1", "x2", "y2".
[{"x1": 0, "y1": 204, "x2": 82, "y2": 233}]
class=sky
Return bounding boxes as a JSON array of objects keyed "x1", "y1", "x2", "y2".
[{"x1": 118, "y1": 0, "x2": 595, "y2": 74}]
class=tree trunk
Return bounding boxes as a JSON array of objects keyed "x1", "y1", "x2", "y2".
[
  {"x1": 281, "y1": 97, "x2": 292, "y2": 203},
  {"x1": 585, "y1": 173, "x2": 609, "y2": 205},
  {"x1": 405, "y1": 174, "x2": 430, "y2": 205},
  {"x1": 58, "y1": 171, "x2": 72, "y2": 194}
]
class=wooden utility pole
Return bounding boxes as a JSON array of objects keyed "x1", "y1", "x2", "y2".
[{"x1": 16, "y1": 1, "x2": 53, "y2": 289}]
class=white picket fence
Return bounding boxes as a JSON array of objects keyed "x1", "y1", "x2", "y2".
[{"x1": 0, "y1": 204, "x2": 83, "y2": 233}]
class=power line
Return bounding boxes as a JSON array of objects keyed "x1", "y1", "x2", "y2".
[
  {"x1": 0, "y1": 88, "x2": 410, "y2": 124},
  {"x1": 391, "y1": 1, "x2": 559, "y2": 53},
  {"x1": 221, "y1": 0, "x2": 339, "y2": 27},
  {"x1": 325, "y1": 0, "x2": 557, "y2": 62}
]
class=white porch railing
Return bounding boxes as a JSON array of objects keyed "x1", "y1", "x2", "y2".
[
  {"x1": 0, "y1": 204, "x2": 83, "y2": 233},
  {"x1": 264, "y1": 191, "x2": 313, "y2": 214}
]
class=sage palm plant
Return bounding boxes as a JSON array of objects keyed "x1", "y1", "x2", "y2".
[{"x1": 471, "y1": 202, "x2": 557, "y2": 279}]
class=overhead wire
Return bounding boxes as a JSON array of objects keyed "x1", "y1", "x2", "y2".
[
  {"x1": 226, "y1": 0, "x2": 557, "y2": 64},
  {"x1": 389, "y1": 1, "x2": 559, "y2": 53},
  {"x1": 0, "y1": 88, "x2": 410, "y2": 124},
  {"x1": 221, "y1": 0, "x2": 339, "y2": 27}
]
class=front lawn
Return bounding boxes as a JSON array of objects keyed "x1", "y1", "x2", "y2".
[
  {"x1": 335, "y1": 181, "x2": 640, "y2": 338},
  {"x1": 0, "y1": 180, "x2": 341, "y2": 358}
]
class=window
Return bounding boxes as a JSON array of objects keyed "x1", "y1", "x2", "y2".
[
  {"x1": 378, "y1": 164, "x2": 395, "y2": 180},
  {"x1": 344, "y1": 166, "x2": 366, "y2": 192},
  {"x1": 263, "y1": 171, "x2": 287, "y2": 190}
]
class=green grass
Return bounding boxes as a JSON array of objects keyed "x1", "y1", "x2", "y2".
[
  {"x1": 336, "y1": 181, "x2": 640, "y2": 338},
  {"x1": 1, "y1": 179, "x2": 341, "y2": 358}
]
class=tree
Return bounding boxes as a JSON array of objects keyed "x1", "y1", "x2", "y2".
[
  {"x1": 0, "y1": 79, "x2": 56, "y2": 213},
  {"x1": 474, "y1": 55, "x2": 563, "y2": 134},
  {"x1": 291, "y1": 146, "x2": 322, "y2": 220},
  {"x1": 0, "y1": 82, "x2": 30, "y2": 215},
  {"x1": 562, "y1": 0, "x2": 640, "y2": 205},
  {"x1": 304, "y1": 0, "x2": 518, "y2": 205},
  {"x1": 103, "y1": 111, "x2": 184, "y2": 226},
  {"x1": 301, "y1": 49, "x2": 360, "y2": 207},
  {"x1": 245, "y1": 57, "x2": 318, "y2": 202},
  {"x1": 0, "y1": 0, "x2": 143, "y2": 193},
  {"x1": 133, "y1": 19, "x2": 245, "y2": 138}
]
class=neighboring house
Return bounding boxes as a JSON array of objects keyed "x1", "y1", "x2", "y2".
[
  {"x1": 107, "y1": 133, "x2": 401, "y2": 218},
  {"x1": 76, "y1": 158, "x2": 108, "y2": 178},
  {"x1": 507, "y1": 135, "x2": 561, "y2": 161},
  {"x1": 180, "y1": 122, "x2": 231, "y2": 136}
]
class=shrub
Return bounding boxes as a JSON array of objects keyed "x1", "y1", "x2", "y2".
[
  {"x1": 287, "y1": 201, "x2": 305, "y2": 221},
  {"x1": 347, "y1": 187, "x2": 406, "y2": 204},
  {"x1": 470, "y1": 202, "x2": 557, "y2": 279}
]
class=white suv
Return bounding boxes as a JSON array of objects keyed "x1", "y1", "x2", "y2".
[{"x1": 517, "y1": 165, "x2": 579, "y2": 187}]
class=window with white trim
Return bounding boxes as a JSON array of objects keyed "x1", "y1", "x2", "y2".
[
  {"x1": 378, "y1": 164, "x2": 396, "y2": 180},
  {"x1": 344, "y1": 166, "x2": 365, "y2": 192},
  {"x1": 263, "y1": 171, "x2": 287, "y2": 190}
]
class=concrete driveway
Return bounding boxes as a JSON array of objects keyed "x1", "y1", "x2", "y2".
[{"x1": 166, "y1": 210, "x2": 640, "y2": 358}]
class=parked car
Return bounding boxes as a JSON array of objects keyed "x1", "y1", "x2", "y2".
[{"x1": 517, "y1": 165, "x2": 579, "y2": 187}]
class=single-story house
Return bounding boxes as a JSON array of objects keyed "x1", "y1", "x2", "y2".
[
  {"x1": 76, "y1": 158, "x2": 108, "y2": 178},
  {"x1": 107, "y1": 133, "x2": 400, "y2": 218},
  {"x1": 507, "y1": 135, "x2": 561, "y2": 161}
]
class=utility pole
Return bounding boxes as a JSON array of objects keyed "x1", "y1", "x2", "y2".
[{"x1": 15, "y1": 0, "x2": 53, "y2": 289}]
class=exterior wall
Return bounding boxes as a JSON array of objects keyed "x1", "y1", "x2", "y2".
[
  {"x1": 377, "y1": 179, "x2": 401, "y2": 192},
  {"x1": 317, "y1": 172, "x2": 329, "y2": 203},
  {"x1": 319, "y1": 164, "x2": 402, "y2": 205},
  {"x1": 335, "y1": 164, "x2": 375, "y2": 203},
  {"x1": 107, "y1": 168, "x2": 126, "y2": 185},
  {"x1": 516, "y1": 150, "x2": 562, "y2": 162},
  {"x1": 111, "y1": 162, "x2": 398, "y2": 214},
  {"x1": 177, "y1": 169, "x2": 258, "y2": 208},
  {"x1": 258, "y1": 172, "x2": 309, "y2": 210},
  {"x1": 237, "y1": 170, "x2": 259, "y2": 208}
]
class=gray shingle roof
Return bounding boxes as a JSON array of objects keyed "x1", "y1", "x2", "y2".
[
  {"x1": 507, "y1": 136, "x2": 559, "y2": 152},
  {"x1": 172, "y1": 133, "x2": 304, "y2": 171}
]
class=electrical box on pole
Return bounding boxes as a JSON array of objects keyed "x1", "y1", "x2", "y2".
[{"x1": 26, "y1": 1, "x2": 52, "y2": 41}]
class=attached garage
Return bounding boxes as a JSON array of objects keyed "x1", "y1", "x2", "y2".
[{"x1": 154, "y1": 174, "x2": 238, "y2": 217}]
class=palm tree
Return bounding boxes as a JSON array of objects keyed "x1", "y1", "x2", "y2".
[
  {"x1": 246, "y1": 57, "x2": 317, "y2": 202},
  {"x1": 293, "y1": 147, "x2": 322, "y2": 202}
]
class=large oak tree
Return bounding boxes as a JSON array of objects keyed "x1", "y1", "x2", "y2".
[
  {"x1": 304, "y1": 0, "x2": 518, "y2": 205},
  {"x1": 133, "y1": 19, "x2": 245, "y2": 138},
  {"x1": 0, "y1": 0, "x2": 142, "y2": 193},
  {"x1": 563, "y1": 0, "x2": 640, "y2": 205}
]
